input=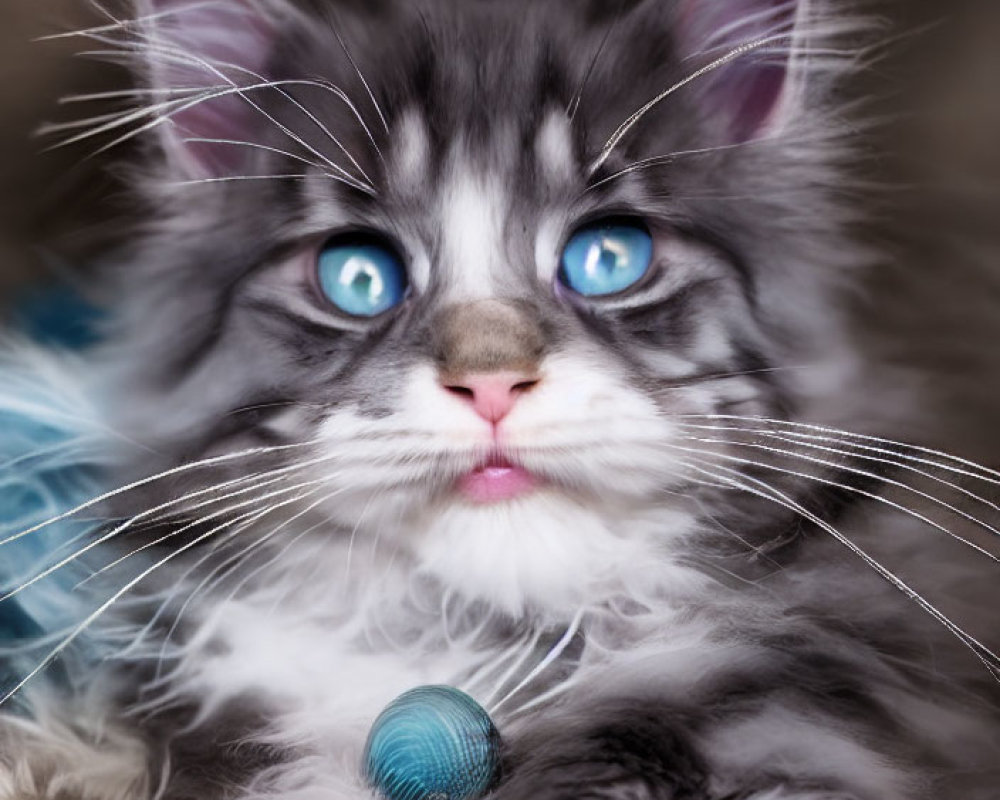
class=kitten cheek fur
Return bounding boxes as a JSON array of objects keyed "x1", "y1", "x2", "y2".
[{"x1": 3, "y1": 0, "x2": 999, "y2": 799}]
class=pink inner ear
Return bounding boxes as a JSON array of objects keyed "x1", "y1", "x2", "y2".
[
  {"x1": 716, "y1": 62, "x2": 788, "y2": 143},
  {"x1": 677, "y1": 0, "x2": 798, "y2": 143},
  {"x1": 144, "y1": 0, "x2": 276, "y2": 176}
]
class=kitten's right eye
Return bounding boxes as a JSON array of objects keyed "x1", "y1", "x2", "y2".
[
  {"x1": 559, "y1": 219, "x2": 653, "y2": 297},
  {"x1": 316, "y1": 234, "x2": 409, "y2": 318}
]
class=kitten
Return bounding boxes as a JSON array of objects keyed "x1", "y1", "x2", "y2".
[{"x1": 1, "y1": 0, "x2": 998, "y2": 799}]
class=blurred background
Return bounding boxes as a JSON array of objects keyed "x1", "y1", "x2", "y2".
[
  {"x1": 0, "y1": 0, "x2": 130, "y2": 299},
  {"x1": 0, "y1": 0, "x2": 999, "y2": 453}
]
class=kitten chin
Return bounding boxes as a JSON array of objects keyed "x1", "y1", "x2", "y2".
[{"x1": 411, "y1": 493, "x2": 702, "y2": 618}]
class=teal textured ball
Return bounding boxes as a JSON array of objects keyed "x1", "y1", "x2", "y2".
[{"x1": 362, "y1": 685, "x2": 502, "y2": 800}]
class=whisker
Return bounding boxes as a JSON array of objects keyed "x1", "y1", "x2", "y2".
[
  {"x1": 677, "y1": 421, "x2": 1000, "y2": 515},
  {"x1": 588, "y1": 33, "x2": 789, "y2": 176},
  {"x1": 567, "y1": 9, "x2": 620, "y2": 121},
  {"x1": 489, "y1": 607, "x2": 586, "y2": 715},
  {"x1": 21, "y1": 436, "x2": 427, "y2": 587},
  {"x1": 149, "y1": 486, "x2": 339, "y2": 675},
  {"x1": 57, "y1": 86, "x2": 209, "y2": 103},
  {"x1": 8, "y1": 443, "x2": 464, "y2": 595},
  {"x1": 695, "y1": 0, "x2": 796, "y2": 53},
  {"x1": 330, "y1": 22, "x2": 390, "y2": 138},
  {"x1": 585, "y1": 140, "x2": 769, "y2": 193},
  {"x1": 127, "y1": 31, "x2": 376, "y2": 186},
  {"x1": 478, "y1": 626, "x2": 545, "y2": 708},
  {"x1": 172, "y1": 162, "x2": 371, "y2": 194},
  {"x1": 458, "y1": 627, "x2": 535, "y2": 698},
  {"x1": 167, "y1": 174, "x2": 314, "y2": 187},
  {"x1": 39, "y1": 102, "x2": 175, "y2": 136},
  {"x1": 0, "y1": 440, "x2": 321, "y2": 550},
  {"x1": 170, "y1": 139, "x2": 370, "y2": 192},
  {"x1": 72, "y1": 474, "x2": 331, "y2": 590},
  {"x1": 0, "y1": 487, "x2": 318, "y2": 707},
  {"x1": 257, "y1": 74, "x2": 390, "y2": 169},
  {"x1": 675, "y1": 457, "x2": 1000, "y2": 678},
  {"x1": 122, "y1": 514, "x2": 293, "y2": 672},
  {"x1": 9, "y1": 475, "x2": 322, "y2": 603},
  {"x1": 40, "y1": 78, "x2": 241, "y2": 142},
  {"x1": 59, "y1": 29, "x2": 375, "y2": 190},
  {"x1": 682, "y1": 431, "x2": 1000, "y2": 543},
  {"x1": 689, "y1": 491, "x2": 786, "y2": 569},
  {"x1": 208, "y1": 487, "x2": 346, "y2": 614},
  {"x1": 504, "y1": 674, "x2": 579, "y2": 717},
  {"x1": 142, "y1": 24, "x2": 385, "y2": 183},
  {"x1": 180, "y1": 137, "x2": 339, "y2": 174},
  {"x1": 669, "y1": 438, "x2": 1000, "y2": 563},
  {"x1": 42, "y1": 79, "x2": 352, "y2": 187},
  {"x1": 678, "y1": 414, "x2": 1000, "y2": 482},
  {"x1": 35, "y1": 2, "x2": 205, "y2": 41},
  {"x1": 344, "y1": 485, "x2": 390, "y2": 583},
  {"x1": 216, "y1": 65, "x2": 378, "y2": 185}
]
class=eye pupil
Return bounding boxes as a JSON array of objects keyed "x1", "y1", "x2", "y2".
[
  {"x1": 559, "y1": 220, "x2": 652, "y2": 297},
  {"x1": 317, "y1": 236, "x2": 407, "y2": 317}
]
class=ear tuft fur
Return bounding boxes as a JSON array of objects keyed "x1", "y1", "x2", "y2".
[
  {"x1": 138, "y1": 0, "x2": 278, "y2": 177},
  {"x1": 675, "y1": 0, "x2": 801, "y2": 142}
]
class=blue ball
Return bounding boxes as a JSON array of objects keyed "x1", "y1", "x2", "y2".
[{"x1": 362, "y1": 685, "x2": 502, "y2": 800}]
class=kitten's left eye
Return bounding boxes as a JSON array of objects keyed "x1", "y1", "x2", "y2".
[
  {"x1": 558, "y1": 219, "x2": 653, "y2": 297},
  {"x1": 316, "y1": 234, "x2": 408, "y2": 317}
]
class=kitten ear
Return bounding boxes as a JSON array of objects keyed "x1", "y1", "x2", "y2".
[
  {"x1": 675, "y1": 0, "x2": 801, "y2": 143},
  {"x1": 137, "y1": 0, "x2": 278, "y2": 177}
]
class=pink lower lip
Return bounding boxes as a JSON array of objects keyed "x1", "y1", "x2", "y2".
[{"x1": 457, "y1": 458, "x2": 538, "y2": 503}]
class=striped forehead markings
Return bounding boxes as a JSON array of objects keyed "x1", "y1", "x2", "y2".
[
  {"x1": 392, "y1": 109, "x2": 430, "y2": 189},
  {"x1": 535, "y1": 110, "x2": 576, "y2": 182},
  {"x1": 409, "y1": 113, "x2": 579, "y2": 300},
  {"x1": 437, "y1": 162, "x2": 510, "y2": 301}
]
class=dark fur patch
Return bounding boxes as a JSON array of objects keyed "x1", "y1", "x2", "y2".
[
  {"x1": 497, "y1": 702, "x2": 709, "y2": 800},
  {"x1": 143, "y1": 695, "x2": 290, "y2": 800}
]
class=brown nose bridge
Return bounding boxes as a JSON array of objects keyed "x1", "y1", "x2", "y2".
[{"x1": 432, "y1": 299, "x2": 545, "y2": 378}]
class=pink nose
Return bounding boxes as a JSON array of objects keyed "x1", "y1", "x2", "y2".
[{"x1": 442, "y1": 371, "x2": 540, "y2": 423}]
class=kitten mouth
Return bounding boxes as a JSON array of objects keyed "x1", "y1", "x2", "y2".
[{"x1": 456, "y1": 452, "x2": 539, "y2": 504}]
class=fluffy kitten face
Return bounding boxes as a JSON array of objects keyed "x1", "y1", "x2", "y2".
[
  {"x1": 283, "y1": 133, "x2": 762, "y2": 615},
  {"x1": 104, "y1": 0, "x2": 862, "y2": 616}
]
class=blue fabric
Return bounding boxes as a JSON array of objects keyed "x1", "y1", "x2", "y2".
[
  {"x1": 0, "y1": 412, "x2": 104, "y2": 634},
  {"x1": 0, "y1": 286, "x2": 108, "y2": 704},
  {"x1": 11, "y1": 285, "x2": 103, "y2": 350}
]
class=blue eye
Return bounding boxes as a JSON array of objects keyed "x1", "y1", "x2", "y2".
[
  {"x1": 559, "y1": 220, "x2": 653, "y2": 297},
  {"x1": 316, "y1": 235, "x2": 408, "y2": 317}
]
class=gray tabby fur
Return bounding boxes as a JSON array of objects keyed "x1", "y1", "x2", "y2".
[{"x1": 1, "y1": 0, "x2": 998, "y2": 798}]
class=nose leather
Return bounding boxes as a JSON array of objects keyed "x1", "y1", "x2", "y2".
[{"x1": 442, "y1": 371, "x2": 539, "y2": 423}]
